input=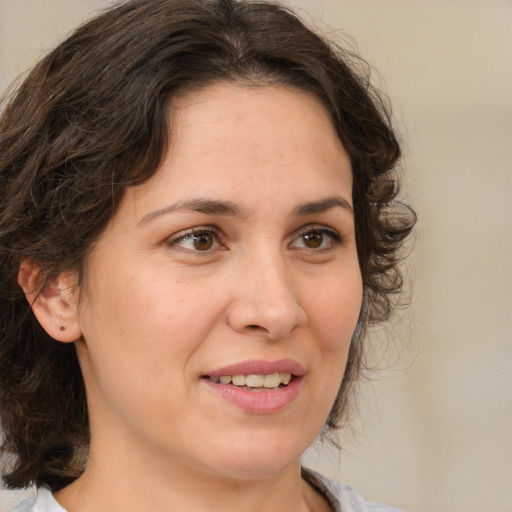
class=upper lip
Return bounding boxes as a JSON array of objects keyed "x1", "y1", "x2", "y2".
[{"x1": 205, "y1": 359, "x2": 305, "y2": 378}]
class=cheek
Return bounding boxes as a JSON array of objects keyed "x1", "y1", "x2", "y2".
[
  {"x1": 304, "y1": 274, "x2": 363, "y2": 350},
  {"x1": 79, "y1": 271, "x2": 226, "y2": 378}
]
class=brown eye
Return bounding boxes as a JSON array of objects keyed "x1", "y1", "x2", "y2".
[
  {"x1": 192, "y1": 233, "x2": 214, "y2": 251},
  {"x1": 302, "y1": 231, "x2": 324, "y2": 249},
  {"x1": 168, "y1": 229, "x2": 219, "y2": 252},
  {"x1": 290, "y1": 227, "x2": 342, "y2": 251}
]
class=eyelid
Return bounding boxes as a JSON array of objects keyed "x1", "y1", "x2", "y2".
[
  {"x1": 166, "y1": 226, "x2": 222, "y2": 250},
  {"x1": 289, "y1": 224, "x2": 343, "y2": 249}
]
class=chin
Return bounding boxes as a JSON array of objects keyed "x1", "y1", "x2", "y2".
[{"x1": 202, "y1": 430, "x2": 311, "y2": 480}]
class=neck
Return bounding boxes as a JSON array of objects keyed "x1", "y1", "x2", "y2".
[{"x1": 54, "y1": 442, "x2": 325, "y2": 512}]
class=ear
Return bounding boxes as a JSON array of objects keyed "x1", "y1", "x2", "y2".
[{"x1": 18, "y1": 260, "x2": 83, "y2": 343}]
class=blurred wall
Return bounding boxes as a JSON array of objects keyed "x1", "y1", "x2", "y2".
[{"x1": 1, "y1": 1, "x2": 511, "y2": 512}]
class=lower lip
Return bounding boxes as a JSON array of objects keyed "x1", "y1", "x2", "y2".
[{"x1": 202, "y1": 377, "x2": 303, "y2": 414}]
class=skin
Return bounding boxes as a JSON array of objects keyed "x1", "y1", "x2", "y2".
[{"x1": 22, "y1": 83, "x2": 362, "y2": 512}]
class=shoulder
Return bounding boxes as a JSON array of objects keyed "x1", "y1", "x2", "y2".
[
  {"x1": 302, "y1": 468, "x2": 406, "y2": 512},
  {"x1": 8, "y1": 488, "x2": 66, "y2": 512}
]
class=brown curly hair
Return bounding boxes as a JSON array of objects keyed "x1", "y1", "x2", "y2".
[{"x1": 0, "y1": 0, "x2": 415, "y2": 492}]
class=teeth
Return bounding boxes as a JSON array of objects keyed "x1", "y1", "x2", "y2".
[
  {"x1": 246, "y1": 374, "x2": 264, "y2": 387},
  {"x1": 232, "y1": 375, "x2": 246, "y2": 386},
  {"x1": 263, "y1": 373, "x2": 280, "y2": 388},
  {"x1": 212, "y1": 373, "x2": 292, "y2": 389},
  {"x1": 279, "y1": 372, "x2": 291, "y2": 385}
]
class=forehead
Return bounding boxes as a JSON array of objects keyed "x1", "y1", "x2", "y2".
[
  {"x1": 169, "y1": 82, "x2": 343, "y2": 161},
  {"x1": 123, "y1": 83, "x2": 353, "y2": 220}
]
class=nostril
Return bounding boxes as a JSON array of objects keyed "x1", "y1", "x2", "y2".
[{"x1": 245, "y1": 324, "x2": 272, "y2": 334}]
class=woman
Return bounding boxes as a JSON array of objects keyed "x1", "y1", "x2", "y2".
[{"x1": 0, "y1": 1, "x2": 415, "y2": 511}]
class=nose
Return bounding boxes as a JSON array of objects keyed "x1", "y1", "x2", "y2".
[{"x1": 226, "y1": 254, "x2": 308, "y2": 340}]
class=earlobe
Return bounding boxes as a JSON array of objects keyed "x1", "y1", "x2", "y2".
[{"x1": 18, "y1": 260, "x2": 82, "y2": 343}]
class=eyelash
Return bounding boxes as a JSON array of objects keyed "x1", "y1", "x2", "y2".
[
  {"x1": 291, "y1": 226, "x2": 343, "y2": 250},
  {"x1": 166, "y1": 225, "x2": 343, "y2": 252},
  {"x1": 166, "y1": 226, "x2": 222, "y2": 252}
]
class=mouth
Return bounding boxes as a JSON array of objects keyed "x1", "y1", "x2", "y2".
[
  {"x1": 204, "y1": 372, "x2": 294, "y2": 390},
  {"x1": 201, "y1": 362, "x2": 304, "y2": 413},
  {"x1": 203, "y1": 359, "x2": 304, "y2": 389}
]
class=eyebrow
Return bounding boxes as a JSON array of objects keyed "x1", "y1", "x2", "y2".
[
  {"x1": 139, "y1": 195, "x2": 353, "y2": 225},
  {"x1": 138, "y1": 198, "x2": 246, "y2": 225},
  {"x1": 293, "y1": 196, "x2": 353, "y2": 216}
]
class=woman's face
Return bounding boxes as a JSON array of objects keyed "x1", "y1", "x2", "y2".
[{"x1": 73, "y1": 83, "x2": 362, "y2": 480}]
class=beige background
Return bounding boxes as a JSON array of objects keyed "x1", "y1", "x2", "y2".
[{"x1": 1, "y1": 1, "x2": 511, "y2": 512}]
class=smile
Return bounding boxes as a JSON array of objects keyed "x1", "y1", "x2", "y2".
[
  {"x1": 208, "y1": 373, "x2": 292, "y2": 390},
  {"x1": 202, "y1": 360, "x2": 304, "y2": 413}
]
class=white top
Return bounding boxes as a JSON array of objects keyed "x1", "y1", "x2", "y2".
[{"x1": 10, "y1": 469, "x2": 405, "y2": 512}]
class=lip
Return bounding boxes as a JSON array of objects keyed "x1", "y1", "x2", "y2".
[
  {"x1": 205, "y1": 359, "x2": 305, "y2": 379},
  {"x1": 202, "y1": 359, "x2": 305, "y2": 414}
]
